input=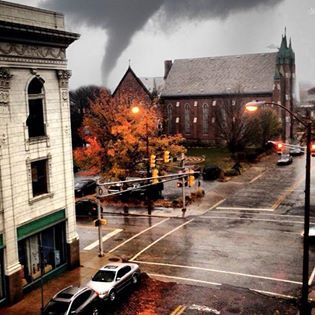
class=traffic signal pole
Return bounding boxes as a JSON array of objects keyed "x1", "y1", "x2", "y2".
[
  {"x1": 97, "y1": 198, "x2": 104, "y2": 257},
  {"x1": 181, "y1": 153, "x2": 186, "y2": 216}
]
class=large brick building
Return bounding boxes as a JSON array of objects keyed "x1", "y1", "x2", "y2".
[
  {"x1": 112, "y1": 66, "x2": 159, "y2": 106},
  {"x1": 0, "y1": 1, "x2": 79, "y2": 304},
  {"x1": 160, "y1": 34, "x2": 296, "y2": 144}
]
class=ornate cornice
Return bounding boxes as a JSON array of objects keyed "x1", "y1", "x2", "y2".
[
  {"x1": 57, "y1": 70, "x2": 71, "y2": 89},
  {"x1": 0, "y1": 42, "x2": 66, "y2": 60}
]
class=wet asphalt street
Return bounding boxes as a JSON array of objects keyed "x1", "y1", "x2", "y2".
[{"x1": 76, "y1": 153, "x2": 315, "y2": 301}]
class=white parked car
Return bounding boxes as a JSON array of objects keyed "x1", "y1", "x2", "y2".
[
  {"x1": 277, "y1": 153, "x2": 293, "y2": 166},
  {"x1": 87, "y1": 263, "x2": 140, "y2": 301},
  {"x1": 289, "y1": 146, "x2": 304, "y2": 156}
]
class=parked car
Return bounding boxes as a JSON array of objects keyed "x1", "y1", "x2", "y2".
[
  {"x1": 87, "y1": 262, "x2": 140, "y2": 302},
  {"x1": 42, "y1": 286, "x2": 100, "y2": 315},
  {"x1": 75, "y1": 199, "x2": 98, "y2": 217},
  {"x1": 301, "y1": 227, "x2": 315, "y2": 240},
  {"x1": 107, "y1": 177, "x2": 163, "y2": 200},
  {"x1": 289, "y1": 146, "x2": 304, "y2": 156},
  {"x1": 75, "y1": 179, "x2": 97, "y2": 197},
  {"x1": 277, "y1": 153, "x2": 293, "y2": 166},
  {"x1": 202, "y1": 165, "x2": 221, "y2": 180}
]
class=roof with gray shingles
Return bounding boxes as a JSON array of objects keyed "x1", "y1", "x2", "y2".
[
  {"x1": 139, "y1": 77, "x2": 165, "y2": 96},
  {"x1": 161, "y1": 52, "x2": 278, "y2": 97}
]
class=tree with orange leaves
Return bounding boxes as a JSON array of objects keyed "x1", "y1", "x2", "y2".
[{"x1": 74, "y1": 89, "x2": 185, "y2": 178}]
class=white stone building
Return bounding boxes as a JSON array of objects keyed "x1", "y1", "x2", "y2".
[{"x1": 0, "y1": 1, "x2": 79, "y2": 304}]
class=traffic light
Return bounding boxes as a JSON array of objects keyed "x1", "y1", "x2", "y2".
[
  {"x1": 163, "y1": 151, "x2": 170, "y2": 163},
  {"x1": 94, "y1": 218, "x2": 107, "y2": 227},
  {"x1": 188, "y1": 174, "x2": 195, "y2": 187},
  {"x1": 152, "y1": 168, "x2": 159, "y2": 184},
  {"x1": 150, "y1": 154, "x2": 156, "y2": 168},
  {"x1": 311, "y1": 142, "x2": 315, "y2": 157},
  {"x1": 177, "y1": 180, "x2": 187, "y2": 188},
  {"x1": 276, "y1": 142, "x2": 284, "y2": 154}
]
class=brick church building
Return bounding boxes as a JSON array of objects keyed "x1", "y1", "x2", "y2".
[
  {"x1": 160, "y1": 34, "x2": 296, "y2": 144},
  {"x1": 113, "y1": 33, "x2": 295, "y2": 145}
]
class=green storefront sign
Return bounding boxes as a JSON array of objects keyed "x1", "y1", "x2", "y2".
[{"x1": 17, "y1": 209, "x2": 65, "y2": 240}]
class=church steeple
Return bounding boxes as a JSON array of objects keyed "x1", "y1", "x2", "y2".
[{"x1": 277, "y1": 29, "x2": 294, "y2": 65}]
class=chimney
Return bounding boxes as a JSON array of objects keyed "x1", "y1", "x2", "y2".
[{"x1": 164, "y1": 60, "x2": 172, "y2": 79}]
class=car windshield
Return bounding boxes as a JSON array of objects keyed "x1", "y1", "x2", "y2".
[
  {"x1": 92, "y1": 270, "x2": 116, "y2": 282},
  {"x1": 280, "y1": 154, "x2": 290, "y2": 159},
  {"x1": 75, "y1": 181, "x2": 87, "y2": 188},
  {"x1": 42, "y1": 300, "x2": 70, "y2": 315}
]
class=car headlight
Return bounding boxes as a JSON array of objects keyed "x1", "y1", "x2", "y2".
[{"x1": 98, "y1": 291, "x2": 109, "y2": 299}]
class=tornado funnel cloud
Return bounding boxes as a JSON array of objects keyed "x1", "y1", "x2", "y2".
[{"x1": 40, "y1": 0, "x2": 284, "y2": 84}]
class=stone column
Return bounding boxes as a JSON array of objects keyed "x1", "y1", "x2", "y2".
[
  {"x1": 0, "y1": 68, "x2": 23, "y2": 303},
  {"x1": 56, "y1": 70, "x2": 80, "y2": 268}
]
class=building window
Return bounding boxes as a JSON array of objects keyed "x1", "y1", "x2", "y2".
[
  {"x1": 202, "y1": 104, "x2": 209, "y2": 134},
  {"x1": 212, "y1": 100, "x2": 216, "y2": 106},
  {"x1": 184, "y1": 104, "x2": 191, "y2": 134},
  {"x1": 232, "y1": 100, "x2": 236, "y2": 106},
  {"x1": 31, "y1": 159, "x2": 48, "y2": 197},
  {"x1": 18, "y1": 222, "x2": 66, "y2": 286},
  {"x1": 26, "y1": 78, "x2": 46, "y2": 138},
  {"x1": 167, "y1": 104, "x2": 173, "y2": 134},
  {"x1": 211, "y1": 117, "x2": 215, "y2": 124},
  {"x1": 176, "y1": 117, "x2": 179, "y2": 123}
]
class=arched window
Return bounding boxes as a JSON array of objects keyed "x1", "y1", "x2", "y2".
[
  {"x1": 27, "y1": 77, "x2": 46, "y2": 138},
  {"x1": 184, "y1": 103, "x2": 191, "y2": 134},
  {"x1": 202, "y1": 103, "x2": 209, "y2": 134},
  {"x1": 167, "y1": 104, "x2": 173, "y2": 134}
]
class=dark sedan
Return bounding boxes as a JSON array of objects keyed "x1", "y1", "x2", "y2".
[
  {"x1": 75, "y1": 179, "x2": 97, "y2": 197},
  {"x1": 75, "y1": 199, "x2": 98, "y2": 218}
]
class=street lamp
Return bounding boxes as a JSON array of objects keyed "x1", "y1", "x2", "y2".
[
  {"x1": 131, "y1": 105, "x2": 150, "y2": 178},
  {"x1": 245, "y1": 100, "x2": 312, "y2": 314},
  {"x1": 131, "y1": 105, "x2": 152, "y2": 215}
]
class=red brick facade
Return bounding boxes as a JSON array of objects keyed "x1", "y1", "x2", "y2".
[{"x1": 112, "y1": 67, "x2": 152, "y2": 106}]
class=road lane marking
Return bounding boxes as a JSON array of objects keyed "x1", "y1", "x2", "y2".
[
  {"x1": 249, "y1": 174, "x2": 263, "y2": 183},
  {"x1": 217, "y1": 207, "x2": 274, "y2": 212},
  {"x1": 130, "y1": 219, "x2": 194, "y2": 261},
  {"x1": 252, "y1": 289, "x2": 296, "y2": 300},
  {"x1": 309, "y1": 267, "x2": 315, "y2": 286},
  {"x1": 272, "y1": 177, "x2": 304, "y2": 209},
  {"x1": 271, "y1": 163, "x2": 315, "y2": 210},
  {"x1": 170, "y1": 304, "x2": 187, "y2": 315},
  {"x1": 137, "y1": 261, "x2": 302, "y2": 285},
  {"x1": 108, "y1": 218, "x2": 170, "y2": 253},
  {"x1": 189, "y1": 304, "x2": 220, "y2": 314},
  {"x1": 149, "y1": 273, "x2": 221, "y2": 286},
  {"x1": 207, "y1": 199, "x2": 226, "y2": 211},
  {"x1": 99, "y1": 215, "x2": 155, "y2": 219},
  {"x1": 201, "y1": 215, "x2": 313, "y2": 225},
  {"x1": 83, "y1": 229, "x2": 123, "y2": 250},
  {"x1": 149, "y1": 273, "x2": 297, "y2": 299},
  {"x1": 206, "y1": 211, "x2": 307, "y2": 218}
]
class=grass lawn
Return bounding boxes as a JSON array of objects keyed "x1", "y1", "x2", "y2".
[{"x1": 186, "y1": 147, "x2": 234, "y2": 170}]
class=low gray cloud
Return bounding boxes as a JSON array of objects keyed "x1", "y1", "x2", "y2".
[{"x1": 40, "y1": 0, "x2": 283, "y2": 85}]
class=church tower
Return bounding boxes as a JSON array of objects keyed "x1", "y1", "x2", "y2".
[{"x1": 275, "y1": 30, "x2": 296, "y2": 140}]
